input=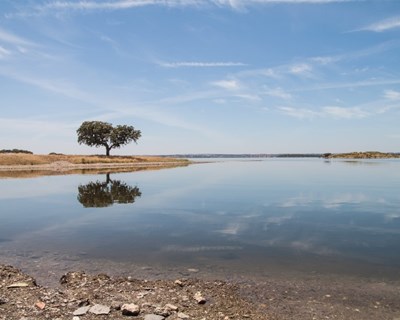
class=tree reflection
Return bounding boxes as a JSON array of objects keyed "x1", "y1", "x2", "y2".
[{"x1": 77, "y1": 173, "x2": 141, "y2": 207}]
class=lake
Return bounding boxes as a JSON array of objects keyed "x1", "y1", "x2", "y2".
[{"x1": 1, "y1": 158, "x2": 400, "y2": 284}]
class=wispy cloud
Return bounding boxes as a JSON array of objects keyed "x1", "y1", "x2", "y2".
[
  {"x1": 278, "y1": 106, "x2": 319, "y2": 119},
  {"x1": 0, "y1": 46, "x2": 11, "y2": 59},
  {"x1": 34, "y1": 0, "x2": 199, "y2": 11},
  {"x1": 264, "y1": 87, "x2": 292, "y2": 100},
  {"x1": 159, "y1": 61, "x2": 247, "y2": 68},
  {"x1": 8, "y1": 0, "x2": 364, "y2": 17},
  {"x1": 289, "y1": 63, "x2": 313, "y2": 75},
  {"x1": 278, "y1": 105, "x2": 369, "y2": 119},
  {"x1": 358, "y1": 16, "x2": 400, "y2": 32},
  {"x1": 211, "y1": 79, "x2": 241, "y2": 90},
  {"x1": 0, "y1": 28, "x2": 35, "y2": 47},
  {"x1": 384, "y1": 89, "x2": 400, "y2": 101},
  {"x1": 214, "y1": 0, "x2": 359, "y2": 9},
  {"x1": 322, "y1": 106, "x2": 369, "y2": 119}
]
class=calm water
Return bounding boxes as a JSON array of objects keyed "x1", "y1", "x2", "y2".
[{"x1": 1, "y1": 159, "x2": 400, "y2": 282}]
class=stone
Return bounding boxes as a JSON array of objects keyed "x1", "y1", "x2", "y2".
[
  {"x1": 165, "y1": 303, "x2": 178, "y2": 311},
  {"x1": 187, "y1": 268, "x2": 199, "y2": 273},
  {"x1": 121, "y1": 303, "x2": 140, "y2": 316},
  {"x1": 174, "y1": 280, "x2": 184, "y2": 287},
  {"x1": 89, "y1": 304, "x2": 111, "y2": 315},
  {"x1": 35, "y1": 300, "x2": 46, "y2": 310},
  {"x1": 154, "y1": 306, "x2": 171, "y2": 317},
  {"x1": 73, "y1": 306, "x2": 90, "y2": 316},
  {"x1": 144, "y1": 315, "x2": 165, "y2": 320},
  {"x1": 177, "y1": 312, "x2": 190, "y2": 319},
  {"x1": 0, "y1": 298, "x2": 7, "y2": 305},
  {"x1": 194, "y1": 292, "x2": 206, "y2": 304},
  {"x1": 73, "y1": 317, "x2": 80, "y2": 320},
  {"x1": 137, "y1": 291, "x2": 150, "y2": 299},
  {"x1": 7, "y1": 282, "x2": 31, "y2": 288},
  {"x1": 111, "y1": 301, "x2": 122, "y2": 310}
]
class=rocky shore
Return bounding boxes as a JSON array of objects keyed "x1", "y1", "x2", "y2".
[{"x1": 1, "y1": 264, "x2": 400, "y2": 320}]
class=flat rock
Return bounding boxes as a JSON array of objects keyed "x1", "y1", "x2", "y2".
[
  {"x1": 73, "y1": 306, "x2": 90, "y2": 316},
  {"x1": 89, "y1": 304, "x2": 110, "y2": 315},
  {"x1": 144, "y1": 315, "x2": 165, "y2": 320},
  {"x1": 121, "y1": 303, "x2": 140, "y2": 316},
  {"x1": 178, "y1": 312, "x2": 190, "y2": 319}
]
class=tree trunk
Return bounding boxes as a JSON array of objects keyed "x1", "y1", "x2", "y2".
[{"x1": 105, "y1": 145, "x2": 111, "y2": 156}]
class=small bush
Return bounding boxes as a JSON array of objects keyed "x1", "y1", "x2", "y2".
[{"x1": 0, "y1": 149, "x2": 33, "y2": 154}]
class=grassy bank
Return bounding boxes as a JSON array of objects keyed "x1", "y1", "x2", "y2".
[{"x1": 0, "y1": 153, "x2": 189, "y2": 166}]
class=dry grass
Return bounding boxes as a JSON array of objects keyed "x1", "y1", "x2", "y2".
[{"x1": 0, "y1": 153, "x2": 188, "y2": 166}]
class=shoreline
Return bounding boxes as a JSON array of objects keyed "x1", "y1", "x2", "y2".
[
  {"x1": 0, "y1": 161, "x2": 191, "y2": 172},
  {"x1": 1, "y1": 263, "x2": 400, "y2": 320}
]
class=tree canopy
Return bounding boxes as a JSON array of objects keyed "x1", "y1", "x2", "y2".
[{"x1": 77, "y1": 121, "x2": 141, "y2": 156}]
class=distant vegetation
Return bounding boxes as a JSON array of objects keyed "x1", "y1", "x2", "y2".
[
  {"x1": 0, "y1": 149, "x2": 33, "y2": 154},
  {"x1": 324, "y1": 151, "x2": 400, "y2": 159}
]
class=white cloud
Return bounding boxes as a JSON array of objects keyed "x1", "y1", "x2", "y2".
[
  {"x1": 0, "y1": 28, "x2": 35, "y2": 47},
  {"x1": 212, "y1": 79, "x2": 241, "y2": 90},
  {"x1": 322, "y1": 106, "x2": 369, "y2": 119},
  {"x1": 278, "y1": 106, "x2": 319, "y2": 119},
  {"x1": 289, "y1": 63, "x2": 312, "y2": 75},
  {"x1": 264, "y1": 87, "x2": 292, "y2": 100},
  {"x1": 384, "y1": 90, "x2": 400, "y2": 101},
  {"x1": 278, "y1": 105, "x2": 369, "y2": 119},
  {"x1": 159, "y1": 61, "x2": 247, "y2": 68},
  {"x1": 36, "y1": 0, "x2": 199, "y2": 11},
  {"x1": 359, "y1": 16, "x2": 400, "y2": 32},
  {"x1": 0, "y1": 46, "x2": 11, "y2": 59},
  {"x1": 311, "y1": 56, "x2": 339, "y2": 65},
  {"x1": 10, "y1": 0, "x2": 362, "y2": 16}
]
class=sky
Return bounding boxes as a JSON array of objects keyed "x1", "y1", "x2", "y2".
[{"x1": 1, "y1": 0, "x2": 400, "y2": 155}]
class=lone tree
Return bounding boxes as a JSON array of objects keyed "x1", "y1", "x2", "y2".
[{"x1": 77, "y1": 121, "x2": 141, "y2": 156}]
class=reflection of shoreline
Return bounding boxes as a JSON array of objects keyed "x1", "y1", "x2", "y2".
[
  {"x1": 323, "y1": 159, "x2": 389, "y2": 166},
  {"x1": 0, "y1": 163, "x2": 189, "y2": 179},
  {"x1": 78, "y1": 173, "x2": 141, "y2": 208}
]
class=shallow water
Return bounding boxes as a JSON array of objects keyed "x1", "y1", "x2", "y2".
[{"x1": 1, "y1": 158, "x2": 400, "y2": 283}]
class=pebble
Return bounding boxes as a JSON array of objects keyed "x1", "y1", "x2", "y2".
[
  {"x1": 194, "y1": 292, "x2": 206, "y2": 304},
  {"x1": 7, "y1": 282, "x2": 31, "y2": 288},
  {"x1": 144, "y1": 315, "x2": 165, "y2": 320},
  {"x1": 174, "y1": 280, "x2": 184, "y2": 287},
  {"x1": 165, "y1": 303, "x2": 178, "y2": 311},
  {"x1": 73, "y1": 317, "x2": 80, "y2": 320},
  {"x1": 177, "y1": 312, "x2": 190, "y2": 319},
  {"x1": 121, "y1": 303, "x2": 140, "y2": 316},
  {"x1": 73, "y1": 306, "x2": 90, "y2": 316},
  {"x1": 89, "y1": 304, "x2": 111, "y2": 315},
  {"x1": 35, "y1": 300, "x2": 46, "y2": 310}
]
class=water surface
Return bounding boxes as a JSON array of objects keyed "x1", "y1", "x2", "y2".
[{"x1": 1, "y1": 159, "x2": 400, "y2": 282}]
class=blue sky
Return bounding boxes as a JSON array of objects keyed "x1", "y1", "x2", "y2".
[{"x1": 1, "y1": 0, "x2": 400, "y2": 155}]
